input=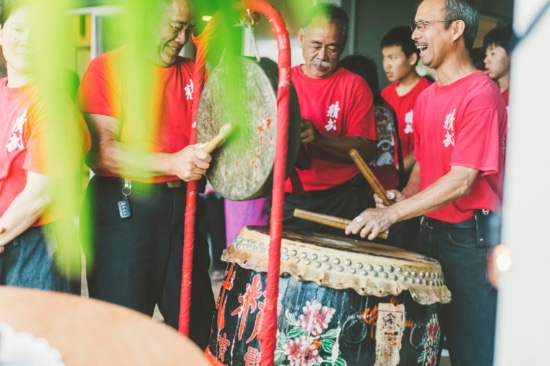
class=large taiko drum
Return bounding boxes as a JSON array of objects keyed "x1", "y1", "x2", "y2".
[{"x1": 206, "y1": 226, "x2": 451, "y2": 366}]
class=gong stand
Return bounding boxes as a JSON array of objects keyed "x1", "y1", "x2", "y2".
[
  {"x1": 240, "y1": 3, "x2": 291, "y2": 366},
  {"x1": 178, "y1": 2, "x2": 291, "y2": 366}
]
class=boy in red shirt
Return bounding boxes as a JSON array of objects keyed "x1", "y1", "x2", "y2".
[
  {"x1": 484, "y1": 22, "x2": 513, "y2": 107},
  {"x1": 381, "y1": 26, "x2": 431, "y2": 175}
]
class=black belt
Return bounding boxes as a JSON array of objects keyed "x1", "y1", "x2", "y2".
[{"x1": 422, "y1": 216, "x2": 476, "y2": 230}]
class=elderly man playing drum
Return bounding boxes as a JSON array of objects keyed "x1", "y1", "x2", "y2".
[
  {"x1": 346, "y1": 0, "x2": 507, "y2": 365},
  {"x1": 77, "y1": 0, "x2": 214, "y2": 348},
  {"x1": 283, "y1": 3, "x2": 378, "y2": 234}
]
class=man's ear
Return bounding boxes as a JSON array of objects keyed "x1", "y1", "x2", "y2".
[
  {"x1": 298, "y1": 28, "x2": 305, "y2": 49},
  {"x1": 452, "y1": 20, "x2": 466, "y2": 43}
]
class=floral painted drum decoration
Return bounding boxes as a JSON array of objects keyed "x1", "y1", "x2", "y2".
[{"x1": 206, "y1": 226, "x2": 451, "y2": 366}]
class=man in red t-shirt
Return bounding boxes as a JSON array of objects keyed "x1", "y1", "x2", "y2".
[
  {"x1": 77, "y1": 0, "x2": 214, "y2": 348},
  {"x1": 0, "y1": 2, "x2": 90, "y2": 291},
  {"x1": 381, "y1": 26, "x2": 432, "y2": 175},
  {"x1": 283, "y1": 3, "x2": 377, "y2": 234},
  {"x1": 347, "y1": 0, "x2": 507, "y2": 365},
  {"x1": 484, "y1": 22, "x2": 513, "y2": 107}
]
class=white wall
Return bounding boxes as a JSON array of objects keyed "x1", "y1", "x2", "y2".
[{"x1": 494, "y1": 1, "x2": 550, "y2": 365}]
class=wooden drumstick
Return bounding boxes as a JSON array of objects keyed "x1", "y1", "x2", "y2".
[
  {"x1": 293, "y1": 209, "x2": 389, "y2": 240},
  {"x1": 203, "y1": 124, "x2": 232, "y2": 154},
  {"x1": 349, "y1": 149, "x2": 393, "y2": 206}
]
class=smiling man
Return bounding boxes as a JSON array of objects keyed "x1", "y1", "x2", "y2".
[
  {"x1": 77, "y1": 0, "x2": 214, "y2": 348},
  {"x1": 0, "y1": 0, "x2": 89, "y2": 292},
  {"x1": 346, "y1": 0, "x2": 507, "y2": 364},
  {"x1": 283, "y1": 3, "x2": 378, "y2": 234}
]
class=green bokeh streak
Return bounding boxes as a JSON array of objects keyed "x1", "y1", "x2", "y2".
[
  {"x1": 30, "y1": 0, "x2": 87, "y2": 279},
  {"x1": 207, "y1": 1, "x2": 249, "y2": 152}
]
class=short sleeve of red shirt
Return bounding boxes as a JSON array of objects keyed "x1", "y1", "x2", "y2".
[
  {"x1": 24, "y1": 100, "x2": 90, "y2": 177},
  {"x1": 78, "y1": 51, "x2": 122, "y2": 119},
  {"x1": 450, "y1": 107, "x2": 502, "y2": 175},
  {"x1": 339, "y1": 76, "x2": 376, "y2": 139}
]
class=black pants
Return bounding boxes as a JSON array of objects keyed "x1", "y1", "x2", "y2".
[
  {"x1": 199, "y1": 193, "x2": 226, "y2": 271},
  {"x1": 80, "y1": 176, "x2": 214, "y2": 349}
]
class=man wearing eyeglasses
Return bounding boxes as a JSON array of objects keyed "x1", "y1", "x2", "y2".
[
  {"x1": 77, "y1": 0, "x2": 214, "y2": 348},
  {"x1": 346, "y1": 0, "x2": 507, "y2": 364}
]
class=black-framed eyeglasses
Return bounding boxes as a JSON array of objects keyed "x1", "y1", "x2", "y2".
[{"x1": 411, "y1": 19, "x2": 458, "y2": 32}]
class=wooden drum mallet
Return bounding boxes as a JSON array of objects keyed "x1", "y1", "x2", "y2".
[{"x1": 349, "y1": 149, "x2": 394, "y2": 206}]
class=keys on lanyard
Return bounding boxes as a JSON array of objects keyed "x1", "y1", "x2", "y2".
[{"x1": 117, "y1": 179, "x2": 132, "y2": 219}]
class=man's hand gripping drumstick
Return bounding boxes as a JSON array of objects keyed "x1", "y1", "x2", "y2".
[
  {"x1": 175, "y1": 123, "x2": 232, "y2": 181},
  {"x1": 202, "y1": 123, "x2": 232, "y2": 154},
  {"x1": 293, "y1": 209, "x2": 389, "y2": 240},
  {"x1": 345, "y1": 149, "x2": 405, "y2": 240}
]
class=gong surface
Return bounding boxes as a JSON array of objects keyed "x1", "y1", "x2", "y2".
[{"x1": 196, "y1": 57, "x2": 301, "y2": 200}]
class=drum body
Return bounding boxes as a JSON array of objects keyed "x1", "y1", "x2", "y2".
[{"x1": 207, "y1": 227, "x2": 451, "y2": 366}]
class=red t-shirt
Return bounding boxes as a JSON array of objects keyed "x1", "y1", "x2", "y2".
[
  {"x1": 502, "y1": 88, "x2": 509, "y2": 107},
  {"x1": 381, "y1": 77, "x2": 431, "y2": 163},
  {"x1": 78, "y1": 48, "x2": 195, "y2": 182},
  {"x1": 285, "y1": 66, "x2": 377, "y2": 192},
  {"x1": 0, "y1": 79, "x2": 90, "y2": 226},
  {"x1": 414, "y1": 71, "x2": 507, "y2": 223}
]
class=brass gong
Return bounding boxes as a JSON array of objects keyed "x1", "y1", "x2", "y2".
[{"x1": 196, "y1": 57, "x2": 301, "y2": 200}]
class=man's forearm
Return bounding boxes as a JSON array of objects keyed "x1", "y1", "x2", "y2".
[
  {"x1": 390, "y1": 165, "x2": 479, "y2": 223},
  {"x1": 89, "y1": 140, "x2": 174, "y2": 178},
  {"x1": 0, "y1": 174, "x2": 54, "y2": 247}
]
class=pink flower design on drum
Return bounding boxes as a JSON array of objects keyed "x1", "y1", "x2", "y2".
[
  {"x1": 426, "y1": 314, "x2": 440, "y2": 343},
  {"x1": 298, "y1": 300, "x2": 335, "y2": 334},
  {"x1": 284, "y1": 336, "x2": 323, "y2": 366}
]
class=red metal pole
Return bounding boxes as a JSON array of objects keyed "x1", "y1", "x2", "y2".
[
  {"x1": 179, "y1": 18, "x2": 219, "y2": 336},
  {"x1": 244, "y1": 1, "x2": 291, "y2": 365}
]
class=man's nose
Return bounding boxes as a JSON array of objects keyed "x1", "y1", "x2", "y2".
[
  {"x1": 411, "y1": 27, "x2": 421, "y2": 42},
  {"x1": 316, "y1": 47, "x2": 328, "y2": 59},
  {"x1": 19, "y1": 29, "x2": 31, "y2": 42}
]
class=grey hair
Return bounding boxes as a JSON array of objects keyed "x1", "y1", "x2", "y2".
[
  {"x1": 443, "y1": 0, "x2": 479, "y2": 51},
  {"x1": 302, "y1": 2, "x2": 349, "y2": 42}
]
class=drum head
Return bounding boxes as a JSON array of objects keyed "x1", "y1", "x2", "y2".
[
  {"x1": 223, "y1": 226, "x2": 451, "y2": 305},
  {"x1": 196, "y1": 57, "x2": 301, "y2": 200}
]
